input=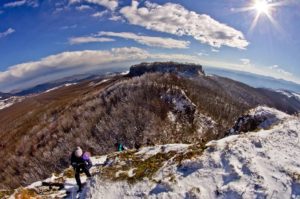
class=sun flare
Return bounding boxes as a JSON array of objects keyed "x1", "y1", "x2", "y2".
[{"x1": 254, "y1": 0, "x2": 270, "y2": 15}]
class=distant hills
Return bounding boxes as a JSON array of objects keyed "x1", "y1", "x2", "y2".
[{"x1": 205, "y1": 67, "x2": 300, "y2": 93}]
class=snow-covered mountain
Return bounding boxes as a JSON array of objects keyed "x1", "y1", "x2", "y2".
[
  {"x1": 276, "y1": 90, "x2": 300, "y2": 101},
  {"x1": 0, "y1": 96, "x2": 26, "y2": 110},
  {"x1": 4, "y1": 106, "x2": 300, "y2": 199}
]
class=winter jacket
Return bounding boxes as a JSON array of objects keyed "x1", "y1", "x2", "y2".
[{"x1": 70, "y1": 151, "x2": 92, "y2": 170}]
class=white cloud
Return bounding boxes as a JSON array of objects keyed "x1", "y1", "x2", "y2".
[
  {"x1": 86, "y1": 0, "x2": 118, "y2": 10},
  {"x1": 269, "y1": 65, "x2": 279, "y2": 69},
  {"x1": 76, "y1": 5, "x2": 92, "y2": 11},
  {"x1": 70, "y1": 0, "x2": 118, "y2": 10},
  {"x1": 240, "y1": 58, "x2": 251, "y2": 65},
  {"x1": 4, "y1": 0, "x2": 38, "y2": 8},
  {"x1": 0, "y1": 47, "x2": 149, "y2": 92},
  {"x1": 108, "y1": 14, "x2": 124, "y2": 21},
  {"x1": 0, "y1": 47, "x2": 205, "y2": 92},
  {"x1": 211, "y1": 48, "x2": 220, "y2": 53},
  {"x1": 0, "y1": 46, "x2": 299, "y2": 92},
  {"x1": 69, "y1": 36, "x2": 115, "y2": 44},
  {"x1": 0, "y1": 28, "x2": 15, "y2": 38},
  {"x1": 268, "y1": 65, "x2": 292, "y2": 76},
  {"x1": 4, "y1": 0, "x2": 26, "y2": 7},
  {"x1": 60, "y1": 24, "x2": 78, "y2": 30},
  {"x1": 69, "y1": 0, "x2": 81, "y2": 4},
  {"x1": 91, "y1": 10, "x2": 108, "y2": 18},
  {"x1": 197, "y1": 52, "x2": 209, "y2": 57},
  {"x1": 98, "y1": 31, "x2": 190, "y2": 49},
  {"x1": 120, "y1": 1, "x2": 249, "y2": 49}
]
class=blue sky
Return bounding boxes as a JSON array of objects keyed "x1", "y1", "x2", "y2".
[{"x1": 0, "y1": 0, "x2": 299, "y2": 92}]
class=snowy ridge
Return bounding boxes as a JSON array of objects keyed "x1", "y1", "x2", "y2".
[
  {"x1": 84, "y1": 107, "x2": 300, "y2": 199},
  {"x1": 4, "y1": 106, "x2": 300, "y2": 199},
  {"x1": 0, "y1": 96, "x2": 26, "y2": 110},
  {"x1": 44, "y1": 83, "x2": 77, "y2": 93},
  {"x1": 276, "y1": 90, "x2": 300, "y2": 101}
]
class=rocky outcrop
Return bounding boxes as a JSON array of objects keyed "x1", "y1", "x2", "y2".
[
  {"x1": 128, "y1": 62, "x2": 205, "y2": 77},
  {"x1": 227, "y1": 106, "x2": 289, "y2": 135}
]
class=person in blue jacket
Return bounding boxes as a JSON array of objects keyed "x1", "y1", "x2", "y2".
[{"x1": 70, "y1": 146, "x2": 92, "y2": 192}]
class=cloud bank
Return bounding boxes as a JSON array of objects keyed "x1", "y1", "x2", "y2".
[
  {"x1": 120, "y1": 1, "x2": 249, "y2": 49},
  {"x1": 98, "y1": 31, "x2": 190, "y2": 49},
  {"x1": 0, "y1": 47, "x2": 198, "y2": 92}
]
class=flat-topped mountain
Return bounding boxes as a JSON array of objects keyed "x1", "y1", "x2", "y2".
[{"x1": 129, "y1": 62, "x2": 205, "y2": 77}]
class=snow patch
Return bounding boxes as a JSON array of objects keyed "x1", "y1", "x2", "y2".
[{"x1": 136, "y1": 144, "x2": 190, "y2": 160}]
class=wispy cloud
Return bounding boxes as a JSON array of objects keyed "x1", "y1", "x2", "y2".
[
  {"x1": 240, "y1": 58, "x2": 251, "y2": 65},
  {"x1": 197, "y1": 52, "x2": 209, "y2": 57},
  {"x1": 98, "y1": 31, "x2": 190, "y2": 49},
  {"x1": 0, "y1": 28, "x2": 15, "y2": 38},
  {"x1": 75, "y1": 5, "x2": 92, "y2": 11},
  {"x1": 120, "y1": 1, "x2": 249, "y2": 49},
  {"x1": 60, "y1": 24, "x2": 78, "y2": 30},
  {"x1": 69, "y1": 36, "x2": 115, "y2": 44},
  {"x1": 4, "y1": 0, "x2": 38, "y2": 8},
  {"x1": 268, "y1": 65, "x2": 292, "y2": 76},
  {"x1": 4, "y1": 0, "x2": 26, "y2": 8},
  {"x1": 91, "y1": 10, "x2": 108, "y2": 18},
  {"x1": 211, "y1": 48, "x2": 220, "y2": 53},
  {"x1": 85, "y1": 0, "x2": 118, "y2": 10},
  {"x1": 108, "y1": 14, "x2": 124, "y2": 22},
  {"x1": 69, "y1": 0, "x2": 118, "y2": 11}
]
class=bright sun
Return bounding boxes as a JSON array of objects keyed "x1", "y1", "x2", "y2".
[{"x1": 254, "y1": 0, "x2": 270, "y2": 15}]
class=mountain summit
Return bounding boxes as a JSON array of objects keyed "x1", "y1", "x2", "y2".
[{"x1": 129, "y1": 62, "x2": 205, "y2": 77}]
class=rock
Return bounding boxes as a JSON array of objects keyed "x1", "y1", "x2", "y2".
[{"x1": 128, "y1": 62, "x2": 205, "y2": 77}]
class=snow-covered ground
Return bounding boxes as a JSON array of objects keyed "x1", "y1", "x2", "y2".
[
  {"x1": 0, "y1": 96, "x2": 26, "y2": 110},
  {"x1": 45, "y1": 83, "x2": 77, "y2": 93},
  {"x1": 84, "y1": 107, "x2": 300, "y2": 199},
  {"x1": 6, "y1": 106, "x2": 300, "y2": 199},
  {"x1": 276, "y1": 90, "x2": 300, "y2": 101}
]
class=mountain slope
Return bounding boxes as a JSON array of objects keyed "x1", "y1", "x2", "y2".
[
  {"x1": 6, "y1": 106, "x2": 299, "y2": 199},
  {"x1": 1, "y1": 62, "x2": 300, "y2": 190},
  {"x1": 84, "y1": 107, "x2": 300, "y2": 199}
]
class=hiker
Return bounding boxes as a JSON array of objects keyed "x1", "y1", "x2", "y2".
[
  {"x1": 115, "y1": 142, "x2": 128, "y2": 152},
  {"x1": 70, "y1": 146, "x2": 93, "y2": 192}
]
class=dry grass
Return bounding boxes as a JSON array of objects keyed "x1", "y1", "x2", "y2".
[
  {"x1": 15, "y1": 188, "x2": 38, "y2": 199},
  {"x1": 100, "y1": 143, "x2": 207, "y2": 184},
  {"x1": 63, "y1": 168, "x2": 74, "y2": 179}
]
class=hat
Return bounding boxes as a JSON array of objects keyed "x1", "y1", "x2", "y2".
[{"x1": 75, "y1": 146, "x2": 83, "y2": 157}]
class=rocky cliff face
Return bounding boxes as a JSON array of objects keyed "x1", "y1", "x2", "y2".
[{"x1": 129, "y1": 62, "x2": 205, "y2": 77}]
